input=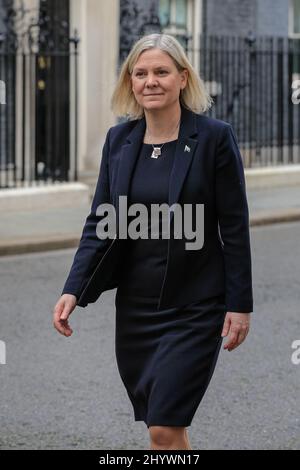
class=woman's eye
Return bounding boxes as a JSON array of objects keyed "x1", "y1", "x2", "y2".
[{"x1": 135, "y1": 70, "x2": 167, "y2": 77}]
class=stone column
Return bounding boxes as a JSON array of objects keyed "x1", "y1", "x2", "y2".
[{"x1": 70, "y1": 0, "x2": 119, "y2": 173}]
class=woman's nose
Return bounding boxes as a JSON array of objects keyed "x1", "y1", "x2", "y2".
[{"x1": 146, "y1": 74, "x2": 158, "y2": 87}]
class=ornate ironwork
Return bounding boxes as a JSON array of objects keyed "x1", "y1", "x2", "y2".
[
  {"x1": 0, "y1": 0, "x2": 76, "y2": 53},
  {"x1": 0, "y1": 0, "x2": 79, "y2": 187},
  {"x1": 119, "y1": 0, "x2": 162, "y2": 64}
]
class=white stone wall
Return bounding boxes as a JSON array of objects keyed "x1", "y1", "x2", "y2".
[{"x1": 70, "y1": 0, "x2": 119, "y2": 173}]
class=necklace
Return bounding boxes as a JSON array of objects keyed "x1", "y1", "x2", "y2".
[{"x1": 145, "y1": 117, "x2": 181, "y2": 159}]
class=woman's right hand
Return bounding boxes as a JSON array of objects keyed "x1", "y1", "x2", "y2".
[{"x1": 53, "y1": 294, "x2": 77, "y2": 337}]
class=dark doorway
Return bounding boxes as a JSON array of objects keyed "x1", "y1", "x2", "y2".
[{"x1": 35, "y1": 0, "x2": 70, "y2": 181}]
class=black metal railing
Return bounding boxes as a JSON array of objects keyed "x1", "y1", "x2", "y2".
[
  {"x1": 120, "y1": 30, "x2": 300, "y2": 168},
  {"x1": 0, "y1": 0, "x2": 79, "y2": 189},
  {"x1": 198, "y1": 33, "x2": 300, "y2": 167}
]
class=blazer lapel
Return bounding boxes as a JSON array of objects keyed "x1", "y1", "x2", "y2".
[
  {"x1": 168, "y1": 106, "x2": 198, "y2": 224},
  {"x1": 114, "y1": 105, "x2": 199, "y2": 234}
]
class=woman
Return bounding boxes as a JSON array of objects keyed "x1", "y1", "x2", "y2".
[{"x1": 53, "y1": 33, "x2": 253, "y2": 450}]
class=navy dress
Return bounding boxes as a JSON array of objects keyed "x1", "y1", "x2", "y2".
[{"x1": 115, "y1": 140, "x2": 226, "y2": 428}]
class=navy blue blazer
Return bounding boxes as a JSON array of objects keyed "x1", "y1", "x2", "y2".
[{"x1": 61, "y1": 104, "x2": 253, "y2": 313}]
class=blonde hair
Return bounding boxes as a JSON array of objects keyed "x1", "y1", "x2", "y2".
[{"x1": 111, "y1": 33, "x2": 213, "y2": 120}]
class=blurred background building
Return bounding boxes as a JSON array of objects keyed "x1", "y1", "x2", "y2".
[{"x1": 0, "y1": 0, "x2": 300, "y2": 191}]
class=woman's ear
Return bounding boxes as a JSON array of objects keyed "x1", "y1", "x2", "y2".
[{"x1": 181, "y1": 69, "x2": 188, "y2": 89}]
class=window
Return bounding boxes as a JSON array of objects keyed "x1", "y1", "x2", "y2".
[
  {"x1": 289, "y1": 0, "x2": 300, "y2": 77},
  {"x1": 159, "y1": 0, "x2": 188, "y2": 47},
  {"x1": 290, "y1": 0, "x2": 300, "y2": 36},
  {"x1": 158, "y1": 0, "x2": 202, "y2": 69}
]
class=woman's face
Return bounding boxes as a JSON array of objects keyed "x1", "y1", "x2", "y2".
[{"x1": 131, "y1": 48, "x2": 188, "y2": 112}]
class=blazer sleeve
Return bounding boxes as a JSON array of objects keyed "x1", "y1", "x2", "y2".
[
  {"x1": 61, "y1": 127, "x2": 113, "y2": 301},
  {"x1": 215, "y1": 123, "x2": 253, "y2": 313}
]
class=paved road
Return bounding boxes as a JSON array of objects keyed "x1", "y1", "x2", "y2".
[{"x1": 0, "y1": 222, "x2": 300, "y2": 450}]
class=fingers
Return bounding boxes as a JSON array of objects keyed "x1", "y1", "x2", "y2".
[
  {"x1": 223, "y1": 325, "x2": 240, "y2": 351},
  {"x1": 223, "y1": 326, "x2": 249, "y2": 351},
  {"x1": 53, "y1": 297, "x2": 75, "y2": 337},
  {"x1": 58, "y1": 319, "x2": 73, "y2": 337},
  {"x1": 60, "y1": 306, "x2": 70, "y2": 321},
  {"x1": 222, "y1": 313, "x2": 250, "y2": 351},
  {"x1": 235, "y1": 326, "x2": 249, "y2": 349}
]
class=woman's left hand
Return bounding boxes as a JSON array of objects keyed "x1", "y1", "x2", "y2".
[{"x1": 221, "y1": 312, "x2": 251, "y2": 351}]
